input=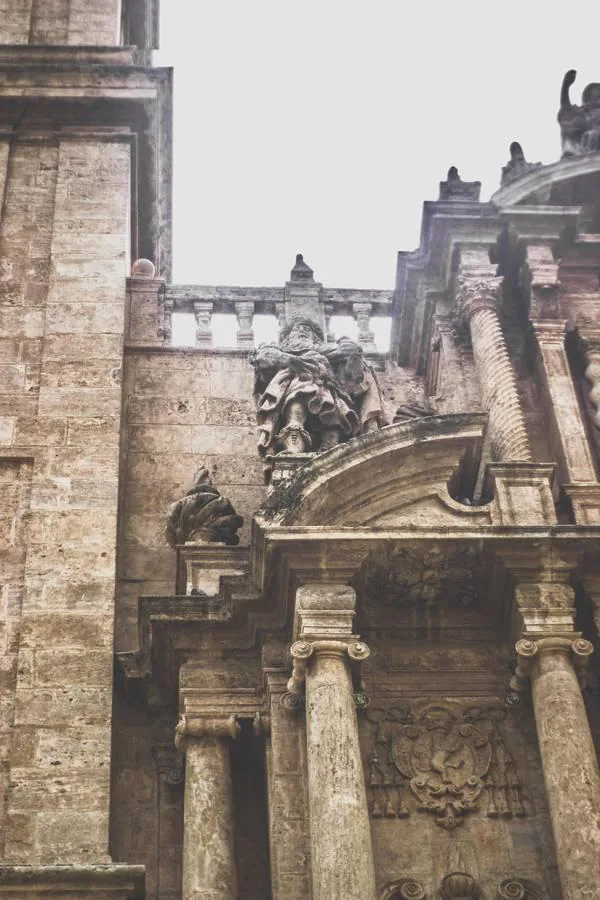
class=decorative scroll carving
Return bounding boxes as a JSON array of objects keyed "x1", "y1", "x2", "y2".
[
  {"x1": 559, "y1": 69, "x2": 600, "y2": 157},
  {"x1": 250, "y1": 317, "x2": 386, "y2": 480},
  {"x1": 501, "y1": 143, "x2": 542, "y2": 187},
  {"x1": 381, "y1": 877, "x2": 427, "y2": 899},
  {"x1": 440, "y1": 872, "x2": 481, "y2": 899},
  {"x1": 438, "y1": 166, "x2": 481, "y2": 201},
  {"x1": 496, "y1": 878, "x2": 545, "y2": 899},
  {"x1": 365, "y1": 704, "x2": 526, "y2": 829},
  {"x1": 166, "y1": 467, "x2": 243, "y2": 547}
]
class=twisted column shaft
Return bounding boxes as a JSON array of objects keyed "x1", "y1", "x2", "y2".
[{"x1": 458, "y1": 277, "x2": 531, "y2": 462}]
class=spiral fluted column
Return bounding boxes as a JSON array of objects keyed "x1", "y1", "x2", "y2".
[{"x1": 457, "y1": 276, "x2": 531, "y2": 462}]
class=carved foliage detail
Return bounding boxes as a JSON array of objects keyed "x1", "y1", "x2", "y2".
[
  {"x1": 357, "y1": 546, "x2": 484, "y2": 612},
  {"x1": 365, "y1": 704, "x2": 526, "y2": 829}
]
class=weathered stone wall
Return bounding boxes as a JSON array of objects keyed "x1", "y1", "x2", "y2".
[
  {"x1": 0, "y1": 137, "x2": 129, "y2": 864},
  {"x1": 0, "y1": 0, "x2": 121, "y2": 44}
]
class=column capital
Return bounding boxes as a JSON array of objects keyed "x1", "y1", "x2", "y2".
[
  {"x1": 511, "y1": 636, "x2": 593, "y2": 692},
  {"x1": 456, "y1": 275, "x2": 503, "y2": 323},
  {"x1": 174, "y1": 713, "x2": 240, "y2": 751},
  {"x1": 282, "y1": 637, "x2": 370, "y2": 710}
]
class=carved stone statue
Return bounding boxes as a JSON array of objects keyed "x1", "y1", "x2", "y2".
[
  {"x1": 500, "y1": 142, "x2": 542, "y2": 186},
  {"x1": 438, "y1": 166, "x2": 481, "y2": 201},
  {"x1": 559, "y1": 69, "x2": 600, "y2": 157},
  {"x1": 166, "y1": 467, "x2": 243, "y2": 546},
  {"x1": 250, "y1": 318, "x2": 386, "y2": 477}
]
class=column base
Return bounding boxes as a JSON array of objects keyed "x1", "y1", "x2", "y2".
[
  {"x1": 487, "y1": 462, "x2": 556, "y2": 524},
  {"x1": 0, "y1": 865, "x2": 145, "y2": 899}
]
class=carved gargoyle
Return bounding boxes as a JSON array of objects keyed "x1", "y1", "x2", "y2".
[
  {"x1": 166, "y1": 467, "x2": 243, "y2": 547},
  {"x1": 559, "y1": 69, "x2": 600, "y2": 157}
]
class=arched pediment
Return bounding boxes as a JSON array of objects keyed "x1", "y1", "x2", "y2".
[
  {"x1": 262, "y1": 413, "x2": 490, "y2": 527},
  {"x1": 492, "y1": 153, "x2": 600, "y2": 208}
]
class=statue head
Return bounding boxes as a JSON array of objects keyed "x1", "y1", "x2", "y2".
[{"x1": 281, "y1": 318, "x2": 324, "y2": 351}]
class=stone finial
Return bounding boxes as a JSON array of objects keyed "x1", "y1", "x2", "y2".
[
  {"x1": 131, "y1": 258, "x2": 156, "y2": 278},
  {"x1": 501, "y1": 142, "x2": 542, "y2": 186},
  {"x1": 166, "y1": 467, "x2": 243, "y2": 547},
  {"x1": 438, "y1": 166, "x2": 481, "y2": 201},
  {"x1": 559, "y1": 69, "x2": 600, "y2": 157},
  {"x1": 290, "y1": 253, "x2": 314, "y2": 282}
]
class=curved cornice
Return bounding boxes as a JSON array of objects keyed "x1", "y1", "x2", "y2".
[
  {"x1": 259, "y1": 413, "x2": 489, "y2": 527},
  {"x1": 491, "y1": 154, "x2": 600, "y2": 208}
]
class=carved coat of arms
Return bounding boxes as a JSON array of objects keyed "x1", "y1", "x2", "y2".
[{"x1": 366, "y1": 704, "x2": 526, "y2": 830}]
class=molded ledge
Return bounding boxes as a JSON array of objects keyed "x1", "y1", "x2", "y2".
[{"x1": 0, "y1": 865, "x2": 145, "y2": 899}]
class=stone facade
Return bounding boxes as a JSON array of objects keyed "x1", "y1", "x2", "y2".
[{"x1": 1, "y1": 9, "x2": 600, "y2": 900}]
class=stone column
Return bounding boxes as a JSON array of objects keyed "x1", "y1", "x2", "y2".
[
  {"x1": 515, "y1": 636, "x2": 600, "y2": 899},
  {"x1": 235, "y1": 300, "x2": 255, "y2": 348},
  {"x1": 194, "y1": 300, "x2": 214, "y2": 347},
  {"x1": 286, "y1": 584, "x2": 377, "y2": 900},
  {"x1": 175, "y1": 715, "x2": 240, "y2": 900},
  {"x1": 353, "y1": 301, "x2": 376, "y2": 352},
  {"x1": 456, "y1": 268, "x2": 531, "y2": 462}
]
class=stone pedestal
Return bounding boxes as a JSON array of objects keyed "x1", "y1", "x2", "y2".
[
  {"x1": 288, "y1": 584, "x2": 377, "y2": 900},
  {"x1": 516, "y1": 637, "x2": 600, "y2": 900},
  {"x1": 487, "y1": 462, "x2": 556, "y2": 525},
  {"x1": 175, "y1": 716, "x2": 240, "y2": 900}
]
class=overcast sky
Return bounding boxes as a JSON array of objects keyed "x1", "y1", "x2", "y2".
[{"x1": 155, "y1": 1, "x2": 598, "y2": 290}]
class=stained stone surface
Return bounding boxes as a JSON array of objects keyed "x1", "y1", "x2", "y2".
[{"x1": 1, "y1": 4, "x2": 600, "y2": 899}]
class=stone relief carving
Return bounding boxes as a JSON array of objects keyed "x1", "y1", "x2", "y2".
[
  {"x1": 440, "y1": 872, "x2": 481, "y2": 899},
  {"x1": 165, "y1": 467, "x2": 243, "y2": 546},
  {"x1": 500, "y1": 143, "x2": 542, "y2": 187},
  {"x1": 356, "y1": 546, "x2": 484, "y2": 612},
  {"x1": 365, "y1": 703, "x2": 526, "y2": 829},
  {"x1": 250, "y1": 317, "x2": 386, "y2": 480},
  {"x1": 496, "y1": 879, "x2": 545, "y2": 899},
  {"x1": 559, "y1": 69, "x2": 600, "y2": 156},
  {"x1": 381, "y1": 877, "x2": 427, "y2": 899}
]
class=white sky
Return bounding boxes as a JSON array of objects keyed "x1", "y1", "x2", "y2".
[{"x1": 155, "y1": 1, "x2": 598, "y2": 290}]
